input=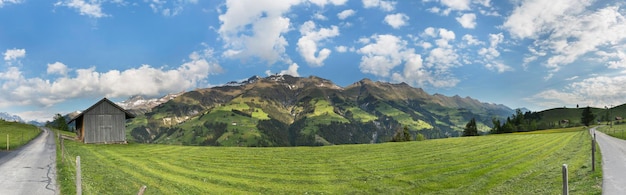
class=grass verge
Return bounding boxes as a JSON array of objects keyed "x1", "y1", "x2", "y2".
[
  {"x1": 57, "y1": 127, "x2": 601, "y2": 194},
  {"x1": 597, "y1": 123, "x2": 626, "y2": 140}
]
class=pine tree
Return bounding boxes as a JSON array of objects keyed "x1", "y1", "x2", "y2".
[
  {"x1": 581, "y1": 106, "x2": 596, "y2": 126},
  {"x1": 392, "y1": 126, "x2": 412, "y2": 142},
  {"x1": 463, "y1": 118, "x2": 479, "y2": 136}
]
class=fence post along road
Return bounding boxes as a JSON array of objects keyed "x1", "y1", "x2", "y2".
[{"x1": 591, "y1": 127, "x2": 626, "y2": 194}]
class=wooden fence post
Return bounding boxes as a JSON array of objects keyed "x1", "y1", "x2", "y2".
[
  {"x1": 562, "y1": 164, "x2": 568, "y2": 195},
  {"x1": 592, "y1": 138, "x2": 595, "y2": 172},
  {"x1": 76, "y1": 156, "x2": 82, "y2": 195},
  {"x1": 137, "y1": 185, "x2": 147, "y2": 195},
  {"x1": 6, "y1": 134, "x2": 9, "y2": 150},
  {"x1": 61, "y1": 138, "x2": 64, "y2": 162}
]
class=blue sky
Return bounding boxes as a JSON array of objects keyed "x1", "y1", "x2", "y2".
[{"x1": 1, "y1": 0, "x2": 626, "y2": 122}]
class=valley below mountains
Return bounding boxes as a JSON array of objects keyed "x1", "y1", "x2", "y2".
[{"x1": 125, "y1": 75, "x2": 515, "y2": 146}]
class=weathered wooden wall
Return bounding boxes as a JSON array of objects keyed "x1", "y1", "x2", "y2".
[{"x1": 83, "y1": 101, "x2": 126, "y2": 143}]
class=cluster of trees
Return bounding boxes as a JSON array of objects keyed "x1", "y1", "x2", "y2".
[
  {"x1": 490, "y1": 109, "x2": 542, "y2": 134},
  {"x1": 391, "y1": 126, "x2": 426, "y2": 142},
  {"x1": 46, "y1": 113, "x2": 70, "y2": 132}
]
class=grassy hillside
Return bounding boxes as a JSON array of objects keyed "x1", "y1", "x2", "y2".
[
  {"x1": 535, "y1": 106, "x2": 616, "y2": 129},
  {"x1": 127, "y1": 75, "x2": 515, "y2": 146},
  {"x1": 57, "y1": 127, "x2": 601, "y2": 194},
  {"x1": 0, "y1": 120, "x2": 40, "y2": 150}
]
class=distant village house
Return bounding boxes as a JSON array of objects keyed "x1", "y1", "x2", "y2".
[{"x1": 68, "y1": 98, "x2": 135, "y2": 144}]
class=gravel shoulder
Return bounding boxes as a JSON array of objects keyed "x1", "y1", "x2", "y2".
[
  {"x1": 0, "y1": 127, "x2": 57, "y2": 195},
  {"x1": 592, "y1": 127, "x2": 626, "y2": 195}
]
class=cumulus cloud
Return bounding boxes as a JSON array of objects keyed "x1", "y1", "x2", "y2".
[
  {"x1": 149, "y1": 0, "x2": 198, "y2": 16},
  {"x1": 526, "y1": 75, "x2": 626, "y2": 109},
  {"x1": 297, "y1": 21, "x2": 340, "y2": 67},
  {"x1": 337, "y1": 9, "x2": 355, "y2": 20},
  {"x1": 55, "y1": 0, "x2": 108, "y2": 18},
  {"x1": 218, "y1": 0, "x2": 302, "y2": 64},
  {"x1": 47, "y1": 62, "x2": 69, "y2": 76},
  {"x1": 357, "y1": 34, "x2": 458, "y2": 87},
  {"x1": 455, "y1": 13, "x2": 476, "y2": 29},
  {"x1": 384, "y1": 13, "x2": 409, "y2": 29},
  {"x1": 503, "y1": 0, "x2": 626, "y2": 73},
  {"x1": 476, "y1": 33, "x2": 512, "y2": 72},
  {"x1": 3, "y1": 48, "x2": 25, "y2": 61},
  {"x1": 265, "y1": 63, "x2": 300, "y2": 77},
  {"x1": 280, "y1": 63, "x2": 300, "y2": 76},
  {"x1": 0, "y1": 49, "x2": 222, "y2": 108},
  {"x1": 462, "y1": 34, "x2": 482, "y2": 46},
  {"x1": 423, "y1": 28, "x2": 461, "y2": 72},
  {"x1": 0, "y1": 0, "x2": 23, "y2": 8},
  {"x1": 440, "y1": 0, "x2": 471, "y2": 11},
  {"x1": 335, "y1": 45, "x2": 348, "y2": 53},
  {"x1": 362, "y1": 0, "x2": 395, "y2": 11},
  {"x1": 309, "y1": 0, "x2": 348, "y2": 7}
]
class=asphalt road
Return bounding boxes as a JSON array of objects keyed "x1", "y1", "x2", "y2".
[
  {"x1": 0, "y1": 127, "x2": 57, "y2": 195},
  {"x1": 592, "y1": 127, "x2": 626, "y2": 195}
]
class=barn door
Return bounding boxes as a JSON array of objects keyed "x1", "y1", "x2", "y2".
[{"x1": 98, "y1": 115, "x2": 113, "y2": 143}]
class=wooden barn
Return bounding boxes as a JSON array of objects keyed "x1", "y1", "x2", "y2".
[{"x1": 68, "y1": 98, "x2": 135, "y2": 144}]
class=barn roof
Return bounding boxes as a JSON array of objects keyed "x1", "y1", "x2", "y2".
[{"x1": 68, "y1": 98, "x2": 135, "y2": 124}]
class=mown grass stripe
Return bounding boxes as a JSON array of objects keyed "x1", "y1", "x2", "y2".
[
  {"x1": 97, "y1": 149, "x2": 250, "y2": 194},
  {"x1": 58, "y1": 128, "x2": 601, "y2": 194}
]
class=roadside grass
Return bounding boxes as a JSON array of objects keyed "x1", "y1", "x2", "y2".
[
  {"x1": 597, "y1": 123, "x2": 626, "y2": 140},
  {"x1": 54, "y1": 129, "x2": 78, "y2": 195},
  {"x1": 57, "y1": 127, "x2": 601, "y2": 194},
  {"x1": 0, "y1": 121, "x2": 40, "y2": 150}
]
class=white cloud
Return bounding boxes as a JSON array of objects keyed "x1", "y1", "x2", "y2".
[
  {"x1": 455, "y1": 13, "x2": 476, "y2": 29},
  {"x1": 484, "y1": 62, "x2": 513, "y2": 73},
  {"x1": 337, "y1": 9, "x2": 355, "y2": 20},
  {"x1": 0, "y1": 49, "x2": 222, "y2": 108},
  {"x1": 423, "y1": 27, "x2": 437, "y2": 38},
  {"x1": 0, "y1": 0, "x2": 23, "y2": 8},
  {"x1": 309, "y1": 0, "x2": 348, "y2": 7},
  {"x1": 357, "y1": 34, "x2": 458, "y2": 87},
  {"x1": 440, "y1": 0, "x2": 470, "y2": 11},
  {"x1": 313, "y1": 12, "x2": 327, "y2": 20},
  {"x1": 47, "y1": 62, "x2": 69, "y2": 76},
  {"x1": 362, "y1": 0, "x2": 395, "y2": 11},
  {"x1": 218, "y1": 0, "x2": 302, "y2": 64},
  {"x1": 474, "y1": 0, "x2": 490, "y2": 7},
  {"x1": 604, "y1": 50, "x2": 626, "y2": 69},
  {"x1": 55, "y1": 0, "x2": 108, "y2": 18},
  {"x1": 265, "y1": 63, "x2": 300, "y2": 77},
  {"x1": 297, "y1": 21, "x2": 340, "y2": 67},
  {"x1": 3, "y1": 48, "x2": 25, "y2": 61},
  {"x1": 526, "y1": 75, "x2": 626, "y2": 109},
  {"x1": 280, "y1": 63, "x2": 300, "y2": 77},
  {"x1": 505, "y1": 2, "x2": 626, "y2": 72},
  {"x1": 335, "y1": 45, "x2": 348, "y2": 52},
  {"x1": 476, "y1": 33, "x2": 512, "y2": 72},
  {"x1": 478, "y1": 33, "x2": 503, "y2": 60},
  {"x1": 149, "y1": 0, "x2": 198, "y2": 16},
  {"x1": 462, "y1": 34, "x2": 482, "y2": 46},
  {"x1": 384, "y1": 13, "x2": 409, "y2": 29},
  {"x1": 358, "y1": 34, "x2": 407, "y2": 77},
  {"x1": 503, "y1": 0, "x2": 591, "y2": 39}
]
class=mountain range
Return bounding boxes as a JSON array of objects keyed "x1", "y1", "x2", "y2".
[
  {"x1": 0, "y1": 112, "x2": 24, "y2": 122},
  {"x1": 125, "y1": 75, "x2": 516, "y2": 146}
]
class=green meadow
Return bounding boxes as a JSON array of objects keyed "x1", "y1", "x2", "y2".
[
  {"x1": 0, "y1": 120, "x2": 40, "y2": 150},
  {"x1": 57, "y1": 127, "x2": 601, "y2": 194}
]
